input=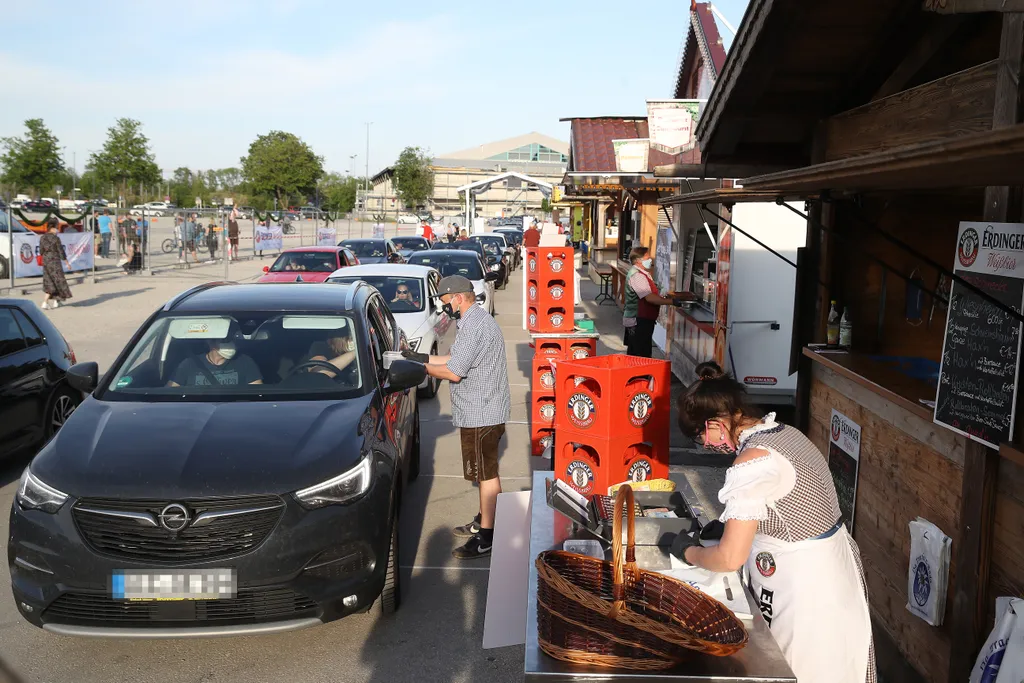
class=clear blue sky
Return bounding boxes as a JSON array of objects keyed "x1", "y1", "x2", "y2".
[{"x1": 1, "y1": 0, "x2": 749, "y2": 178}]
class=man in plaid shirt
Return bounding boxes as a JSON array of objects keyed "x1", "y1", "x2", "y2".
[{"x1": 402, "y1": 275, "x2": 510, "y2": 559}]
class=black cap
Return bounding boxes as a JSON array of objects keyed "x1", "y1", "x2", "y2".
[{"x1": 435, "y1": 275, "x2": 474, "y2": 296}]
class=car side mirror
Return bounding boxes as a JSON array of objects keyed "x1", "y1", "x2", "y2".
[
  {"x1": 67, "y1": 361, "x2": 99, "y2": 394},
  {"x1": 485, "y1": 271, "x2": 500, "y2": 282},
  {"x1": 385, "y1": 360, "x2": 426, "y2": 394},
  {"x1": 262, "y1": 266, "x2": 270, "y2": 273}
]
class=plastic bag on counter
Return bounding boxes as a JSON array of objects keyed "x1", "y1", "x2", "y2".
[
  {"x1": 969, "y1": 597, "x2": 1023, "y2": 683},
  {"x1": 906, "y1": 517, "x2": 951, "y2": 626}
]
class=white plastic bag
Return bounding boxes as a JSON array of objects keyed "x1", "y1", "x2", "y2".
[
  {"x1": 970, "y1": 597, "x2": 1022, "y2": 683},
  {"x1": 906, "y1": 517, "x2": 951, "y2": 626}
]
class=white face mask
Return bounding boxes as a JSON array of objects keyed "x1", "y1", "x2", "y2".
[
  {"x1": 641, "y1": 258, "x2": 653, "y2": 269},
  {"x1": 216, "y1": 343, "x2": 237, "y2": 360}
]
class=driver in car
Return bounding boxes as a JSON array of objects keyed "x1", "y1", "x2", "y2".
[
  {"x1": 304, "y1": 329, "x2": 357, "y2": 375},
  {"x1": 168, "y1": 340, "x2": 263, "y2": 387},
  {"x1": 391, "y1": 283, "x2": 420, "y2": 308}
]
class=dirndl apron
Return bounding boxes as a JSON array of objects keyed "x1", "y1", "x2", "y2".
[{"x1": 747, "y1": 523, "x2": 871, "y2": 683}]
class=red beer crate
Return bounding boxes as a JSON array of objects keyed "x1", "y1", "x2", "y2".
[
  {"x1": 532, "y1": 356, "x2": 558, "y2": 394},
  {"x1": 528, "y1": 305, "x2": 573, "y2": 333},
  {"x1": 531, "y1": 335, "x2": 598, "y2": 361},
  {"x1": 531, "y1": 426, "x2": 555, "y2": 457},
  {"x1": 526, "y1": 246, "x2": 574, "y2": 281},
  {"x1": 532, "y1": 394, "x2": 557, "y2": 430},
  {"x1": 553, "y1": 432, "x2": 668, "y2": 496},
  {"x1": 554, "y1": 354, "x2": 672, "y2": 442}
]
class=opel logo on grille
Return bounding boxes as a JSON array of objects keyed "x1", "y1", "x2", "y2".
[{"x1": 158, "y1": 503, "x2": 190, "y2": 532}]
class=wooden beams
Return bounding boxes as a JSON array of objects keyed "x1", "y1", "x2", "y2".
[
  {"x1": 656, "y1": 187, "x2": 818, "y2": 206},
  {"x1": 924, "y1": 0, "x2": 1024, "y2": 13},
  {"x1": 826, "y1": 61, "x2": 997, "y2": 161},
  {"x1": 652, "y1": 161, "x2": 795, "y2": 180},
  {"x1": 948, "y1": 15, "x2": 1024, "y2": 683},
  {"x1": 872, "y1": 16, "x2": 969, "y2": 100}
]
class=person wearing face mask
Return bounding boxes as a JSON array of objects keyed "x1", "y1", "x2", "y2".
[
  {"x1": 168, "y1": 338, "x2": 263, "y2": 387},
  {"x1": 401, "y1": 275, "x2": 510, "y2": 560},
  {"x1": 674, "y1": 361, "x2": 875, "y2": 683},
  {"x1": 623, "y1": 246, "x2": 691, "y2": 357},
  {"x1": 304, "y1": 330, "x2": 358, "y2": 375}
]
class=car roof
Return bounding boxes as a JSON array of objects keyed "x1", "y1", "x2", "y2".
[
  {"x1": 413, "y1": 249, "x2": 482, "y2": 260},
  {"x1": 327, "y1": 263, "x2": 436, "y2": 279},
  {"x1": 278, "y1": 246, "x2": 341, "y2": 254},
  {"x1": 165, "y1": 282, "x2": 372, "y2": 313},
  {"x1": 340, "y1": 238, "x2": 388, "y2": 243}
]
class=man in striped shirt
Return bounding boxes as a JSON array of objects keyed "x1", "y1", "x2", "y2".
[{"x1": 402, "y1": 275, "x2": 510, "y2": 559}]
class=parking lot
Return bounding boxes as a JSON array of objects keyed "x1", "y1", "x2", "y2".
[{"x1": 0, "y1": 251, "x2": 639, "y2": 683}]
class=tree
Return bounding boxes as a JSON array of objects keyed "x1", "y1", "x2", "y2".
[
  {"x1": 319, "y1": 172, "x2": 363, "y2": 214},
  {"x1": 88, "y1": 118, "x2": 161, "y2": 200},
  {"x1": 240, "y1": 131, "x2": 323, "y2": 208},
  {"x1": 540, "y1": 198, "x2": 552, "y2": 213},
  {"x1": 0, "y1": 118, "x2": 65, "y2": 194},
  {"x1": 393, "y1": 146, "x2": 434, "y2": 210}
]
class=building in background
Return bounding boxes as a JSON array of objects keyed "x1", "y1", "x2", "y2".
[{"x1": 366, "y1": 132, "x2": 568, "y2": 219}]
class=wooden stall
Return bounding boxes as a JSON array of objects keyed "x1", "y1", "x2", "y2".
[{"x1": 674, "y1": 2, "x2": 1024, "y2": 682}]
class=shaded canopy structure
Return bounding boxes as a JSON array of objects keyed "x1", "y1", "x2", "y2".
[{"x1": 456, "y1": 171, "x2": 552, "y2": 228}]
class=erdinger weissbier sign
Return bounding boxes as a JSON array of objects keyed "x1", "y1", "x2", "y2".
[
  {"x1": 935, "y1": 222, "x2": 1024, "y2": 448},
  {"x1": 646, "y1": 100, "x2": 704, "y2": 155}
]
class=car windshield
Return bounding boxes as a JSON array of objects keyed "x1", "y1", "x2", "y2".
[
  {"x1": 331, "y1": 276, "x2": 425, "y2": 313},
  {"x1": 268, "y1": 251, "x2": 337, "y2": 273},
  {"x1": 341, "y1": 241, "x2": 387, "y2": 257},
  {"x1": 391, "y1": 237, "x2": 428, "y2": 251},
  {"x1": 104, "y1": 313, "x2": 365, "y2": 402},
  {"x1": 473, "y1": 237, "x2": 504, "y2": 255},
  {"x1": 498, "y1": 231, "x2": 522, "y2": 245},
  {"x1": 408, "y1": 254, "x2": 483, "y2": 280}
]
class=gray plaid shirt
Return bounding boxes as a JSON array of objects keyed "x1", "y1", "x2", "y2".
[{"x1": 446, "y1": 304, "x2": 511, "y2": 428}]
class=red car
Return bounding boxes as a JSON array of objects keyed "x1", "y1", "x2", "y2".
[{"x1": 257, "y1": 247, "x2": 359, "y2": 283}]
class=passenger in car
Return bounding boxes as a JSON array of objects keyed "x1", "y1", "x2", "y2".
[
  {"x1": 167, "y1": 340, "x2": 263, "y2": 387},
  {"x1": 391, "y1": 282, "x2": 420, "y2": 308}
]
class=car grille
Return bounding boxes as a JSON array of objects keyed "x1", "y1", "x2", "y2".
[
  {"x1": 72, "y1": 495, "x2": 285, "y2": 564},
  {"x1": 42, "y1": 588, "x2": 318, "y2": 626}
]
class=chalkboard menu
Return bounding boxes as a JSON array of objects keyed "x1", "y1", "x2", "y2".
[{"x1": 935, "y1": 222, "x2": 1024, "y2": 449}]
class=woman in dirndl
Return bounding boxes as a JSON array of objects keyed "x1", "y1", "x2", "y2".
[
  {"x1": 676, "y1": 361, "x2": 875, "y2": 683},
  {"x1": 40, "y1": 218, "x2": 72, "y2": 309}
]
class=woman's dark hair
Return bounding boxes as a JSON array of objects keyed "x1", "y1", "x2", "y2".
[
  {"x1": 678, "y1": 361, "x2": 758, "y2": 438},
  {"x1": 46, "y1": 217, "x2": 58, "y2": 230}
]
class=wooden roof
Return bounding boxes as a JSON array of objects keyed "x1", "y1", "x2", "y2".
[{"x1": 658, "y1": 187, "x2": 818, "y2": 205}]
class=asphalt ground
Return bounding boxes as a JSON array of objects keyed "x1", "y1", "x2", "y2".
[{"x1": 0, "y1": 253, "x2": 729, "y2": 683}]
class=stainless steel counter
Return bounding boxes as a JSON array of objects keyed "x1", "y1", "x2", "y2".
[{"x1": 524, "y1": 472, "x2": 796, "y2": 682}]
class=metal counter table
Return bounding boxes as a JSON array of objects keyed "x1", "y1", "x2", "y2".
[{"x1": 524, "y1": 471, "x2": 796, "y2": 682}]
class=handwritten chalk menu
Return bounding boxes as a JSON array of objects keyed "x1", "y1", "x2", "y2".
[{"x1": 935, "y1": 222, "x2": 1024, "y2": 448}]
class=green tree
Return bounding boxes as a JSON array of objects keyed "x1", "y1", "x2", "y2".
[
  {"x1": 319, "y1": 172, "x2": 363, "y2": 214},
  {"x1": 240, "y1": 131, "x2": 323, "y2": 209},
  {"x1": 540, "y1": 198, "x2": 552, "y2": 212},
  {"x1": 0, "y1": 118, "x2": 65, "y2": 194},
  {"x1": 393, "y1": 146, "x2": 434, "y2": 210},
  {"x1": 88, "y1": 118, "x2": 161, "y2": 201}
]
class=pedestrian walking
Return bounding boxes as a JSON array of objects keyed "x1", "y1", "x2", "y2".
[
  {"x1": 40, "y1": 218, "x2": 72, "y2": 310},
  {"x1": 523, "y1": 221, "x2": 540, "y2": 247},
  {"x1": 97, "y1": 209, "x2": 113, "y2": 258},
  {"x1": 676, "y1": 362, "x2": 876, "y2": 683},
  {"x1": 207, "y1": 219, "x2": 218, "y2": 261},
  {"x1": 403, "y1": 275, "x2": 510, "y2": 559},
  {"x1": 228, "y1": 205, "x2": 241, "y2": 260},
  {"x1": 445, "y1": 223, "x2": 455, "y2": 243},
  {"x1": 90, "y1": 211, "x2": 101, "y2": 256},
  {"x1": 622, "y1": 246, "x2": 691, "y2": 357}
]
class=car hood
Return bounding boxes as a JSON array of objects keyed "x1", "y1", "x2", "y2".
[
  {"x1": 32, "y1": 394, "x2": 378, "y2": 499},
  {"x1": 257, "y1": 272, "x2": 332, "y2": 283}
]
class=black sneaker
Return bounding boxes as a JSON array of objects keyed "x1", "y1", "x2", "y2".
[
  {"x1": 452, "y1": 533, "x2": 492, "y2": 560},
  {"x1": 452, "y1": 514, "x2": 481, "y2": 538}
]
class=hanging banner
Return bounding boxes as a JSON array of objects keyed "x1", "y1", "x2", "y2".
[
  {"x1": 828, "y1": 410, "x2": 861, "y2": 532},
  {"x1": 316, "y1": 227, "x2": 337, "y2": 246},
  {"x1": 12, "y1": 232, "x2": 94, "y2": 277},
  {"x1": 647, "y1": 99, "x2": 705, "y2": 155},
  {"x1": 612, "y1": 139, "x2": 650, "y2": 173},
  {"x1": 254, "y1": 224, "x2": 283, "y2": 251},
  {"x1": 935, "y1": 221, "x2": 1024, "y2": 449}
]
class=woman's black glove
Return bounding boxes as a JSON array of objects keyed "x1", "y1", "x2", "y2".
[
  {"x1": 699, "y1": 520, "x2": 725, "y2": 542},
  {"x1": 401, "y1": 349, "x2": 429, "y2": 364},
  {"x1": 669, "y1": 531, "x2": 700, "y2": 565}
]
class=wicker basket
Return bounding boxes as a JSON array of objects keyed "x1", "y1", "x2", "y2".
[{"x1": 536, "y1": 486, "x2": 749, "y2": 669}]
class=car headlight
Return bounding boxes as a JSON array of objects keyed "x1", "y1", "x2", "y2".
[
  {"x1": 490, "y1": 264, "x2": 500, "y2": 272},
  {"x1": 294, "y1": 453, "x2": 373, "y2": 509},
  {"x1": 407, "y1": 337, "x2": 421, "y2": 351},
  {"x1": 16, "y1": 469, "x2": 68, "y2": 513}
]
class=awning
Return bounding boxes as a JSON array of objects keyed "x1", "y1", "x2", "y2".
[
  {"x1": 739, "y1": 123, "x2": 1024, "y2": 193},
  {"x1": 457, "y1": 171, "x2": 552, "y2": 197},
  {"x1": 658, "y1": 187, "x2": 819, "y2": 206},
  {"x1": 565, "y1": 173, "x2": 680, "y2": 191}
]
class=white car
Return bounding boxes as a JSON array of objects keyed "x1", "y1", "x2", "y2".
[
  {"x1": 402, "y1": 248, "x2": 499, "y2": 317},
  {"x1": 327, "y1": 263, "x2": 454, "y2": 398},
  {"x1": 130, "y1": 201, "x2": 169, "y2": 217},
  {"x1": 397, "y1": 213, "x2": 419, "y2": 224}
]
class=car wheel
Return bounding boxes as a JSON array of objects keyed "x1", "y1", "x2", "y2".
[
  {"x1": 409, "y1": 407, "x2": 421, "y2": 481},
  {"x1": 46, "y1": 384, "x2": 80, "y2": 439},
  {"x1": 380, "y1": 514, "x2": 401, "y2": 615},
  {"x1": 417, "y1": 346, "x2": 439, "y2": 399}
]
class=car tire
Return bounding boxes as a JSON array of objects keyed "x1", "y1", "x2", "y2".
[
  {"x1": 417, "y1": 347, "x2": 439, "y2": 399},
  {"x1": 408, "y1": 407, "x2": 421, "y2": 481},
  {"x1": 45, "y1": 384, "x2": 80, "y2": 440},
  {"x1": 380, "y1": 514, "x2": 401, "y2": 615}
]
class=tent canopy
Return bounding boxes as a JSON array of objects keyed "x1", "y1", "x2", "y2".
[{"x1": 457, "y1": 171, "x2": 553, "y2": 197}]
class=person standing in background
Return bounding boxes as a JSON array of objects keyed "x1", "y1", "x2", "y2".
[
  {"x1": 228, "y1": 205, "x2": 241, "y2": 260},
  {"x1": 207, "y1": 218, "x2": 218, "y2": 261},
  {"x1": 523, "y1": 221, "x2": 540, "y2": 247},
  {"x1": 623, "y1": 246, "x2": 691, "y2": 357},
  {"x1": 40, "y1": 218, "x2": 72, "y2": 309},
  {"x1": 97, "y1": 209, "x2": 113, "y2": 258}
]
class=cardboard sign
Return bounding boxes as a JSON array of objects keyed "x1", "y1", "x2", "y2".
[{"x1": 828, "y1": 410, "x2": 861, "y2": 531}]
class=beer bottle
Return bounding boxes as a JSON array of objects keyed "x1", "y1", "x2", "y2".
[{"x1": 827, "y1": 300, "x2": 840, "y2": 347}]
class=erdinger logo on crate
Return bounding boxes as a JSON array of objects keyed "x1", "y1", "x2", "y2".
[
  {"x1": 550, "y1": 313, "x2": 564, "y2": 327},
  {"x1": 550, "y1": 285, "x2": 564, "y2": 300},
  {"x1": 566, "y1": 460, "x2": 594, "y2": 493},
  {"x1": 541, "y1": 346, "x2": 561, "y2": 356},
  {"x1": 540, "y1": 370, "x2": 555, "y2": 389},
  {"x1": 549, "y1": 257, "x2": 564, "y2": 273},
  {"x1": 567, "y1": 392, "x2": 596, "y2": 428},
  {"x1": 528, "y1": 257, "x2": 537, "y2": 272},
  {"x1": 571, "y1": 346, "x2": 590, "y2": 360},
  {"x1": 957, "y1": 227, "x2": 980, "y2": 268},
  {"x1": 539, "y1": 434, "x2": 553, "y2": 449},
  {"x1": 528, "y1": 284, "x2": 537, "y2": 300},
  {"x1": 627, "y1": 392, "x2": 653, "y2": 426},
  {"x1": 539, "y1": 402, "x2": 556, "y2": 422},
  {"x1": 627, "y1": 459, "x2": 652, "y2": 482},
  {"x1": 529, "y1": 311, "x2": 537, "y2": 327}
]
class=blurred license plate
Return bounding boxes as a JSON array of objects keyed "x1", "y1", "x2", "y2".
[{"x1": 112, "y1": 569, "x2": 236, "y2": 601}]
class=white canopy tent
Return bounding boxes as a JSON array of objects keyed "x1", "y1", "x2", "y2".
[{"x1": 456, "y1": 171, "x2": 553, "y2": 232}]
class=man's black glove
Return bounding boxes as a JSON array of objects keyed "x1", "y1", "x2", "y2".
[
  {"x1": 669, "y1": 531, "x2": 700, "y2": 565},
  {"x1": 402, "y1": 349, "x2": 429, "y2": 364},
  {"x1": 699, "y1": 520, "x2": 725, "y2": 542}
]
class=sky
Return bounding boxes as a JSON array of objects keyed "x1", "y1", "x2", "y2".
[{"x1": 0, "y1": 0, "x2": 750, "y2": 180}]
